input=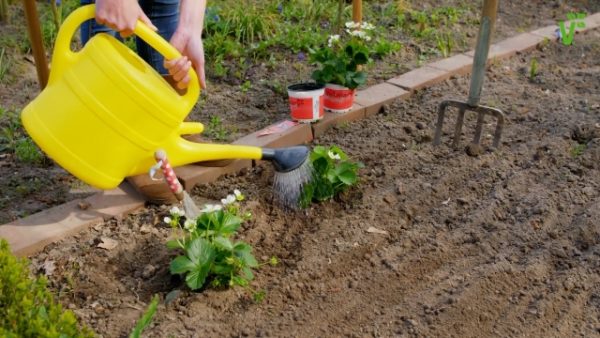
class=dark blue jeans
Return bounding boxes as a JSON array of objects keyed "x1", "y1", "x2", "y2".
[{"x1": 80, "y1": 0, "x2": 179, "y2": 75}]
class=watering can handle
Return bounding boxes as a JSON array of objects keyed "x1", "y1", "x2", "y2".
[{"x1": 52, "y1": 4, "x2": 200, "y2": 105}]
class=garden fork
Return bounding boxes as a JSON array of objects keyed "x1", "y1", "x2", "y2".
[{"x1": 433, "y1": 0, "x2": 506, "y2": 149}]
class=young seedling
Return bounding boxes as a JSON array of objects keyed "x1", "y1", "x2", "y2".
[
  {"x1": 300, "y1": 145, "x2": 363, "y2": 208},
  {"x1": 129, "y1": 295, "x2": 159, "y2": 338},
  {"x1": 529, "y1": 58, "x2": 538, "y2": 80}
]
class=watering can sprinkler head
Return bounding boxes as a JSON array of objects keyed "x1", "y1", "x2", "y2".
[{"x1": 261, "y1": 146, "x2": 310, "y2": 173}]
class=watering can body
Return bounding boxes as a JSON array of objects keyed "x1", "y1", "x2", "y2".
[{"x1": 21, "y1": 5, "x2": 261, "y2": 190}]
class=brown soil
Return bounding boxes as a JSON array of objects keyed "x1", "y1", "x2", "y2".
[
  {"x1": 2, "y1": 0, "x2": 599, "y2": 224},
  {"x1": 30, "y1": 28, "x2": 600, "y2": 337}
]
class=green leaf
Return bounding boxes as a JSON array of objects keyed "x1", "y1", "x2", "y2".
[
  {"x1": 329, "y1": 146, "x2": 348, "y2": 160},
  {"x1": 312, "y1": 157, "x2": 330, "y2": 175},
  {"x1": 185, "y1": 264, "x2": 211, "y2": 290},
  {"x1": 213, "y1": 236, "x2": 234, "y2": 251},
  {"x1": 212, "y1": 262, "x2": 234, "y2": 275},
  {"x1": 241, "y1": 266, "x2": 254, "y2": 280},
  {"x1": 233, "y1": 242, "x2": 258, "y2": 268},
  {"x1": 353, "y1": 51, "x2": 368, "y2": 64},
  {"x1": 170, "y1": 256, "x2": 195, "y2": 274},
  {"x1": 129, "y1": 295, "x2": 159, "y2": 338},
  {"x1": 345, "y1": 44, "x2": 354, "y2": 57},
  {"x1": 299, "y1": 182, "x2": 315, "y2": 208},
  {"x1": 220, "y1": 213, "x2": 243, "y2": 234},
  {"x1": 352, "y1": 72, "x2": 367, "y2": 86},
  {"x1": 186, "y1": 238, "x2": 215, "y2": 266},
  {"x1": 231, "y1": 276, "x2": 249, "y2": 287},
  {"x1": 312, "y1": 145, "x2": 327, "y2": 157},
  {"x1": 166, "y1": 239, "x2": 185, "y2": 250},
  {"x1": 338, "y1": 169, "x2": 357, "y2": 185}
]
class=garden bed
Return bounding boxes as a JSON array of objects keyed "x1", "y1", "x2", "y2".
[
  {"x1": 2, "y1": 0, "x2": 599, "y2": 224},
  {"x1": 30, "y1": 29, "x2": 600, "y2": 337}
]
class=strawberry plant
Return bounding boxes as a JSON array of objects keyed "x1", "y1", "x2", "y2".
[
  {"x1": 165, "y1": 191, "x2": 274, "y2": 291},
  {"x1": 300, "y1": 145, "x2": 363, "y2": 207}
]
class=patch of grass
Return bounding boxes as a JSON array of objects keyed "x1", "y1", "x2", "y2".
[
  {"x1": 205, "y1": 115, "x2": 232, "y2": 142},
  {"x1": 0, "y1": 106, "x2": 22, "y2": 152},
  {"x1": 0, "y1": 47, "x2": 11, "y2": 83},
  {"x1": 0, "y1": 106, "x2": 46, "y2": 166},
  {"x1": 14, "y1": 137, "x2": 44, "y2": 165},
  {"x1": 529, "y1": 58, "x2": 538, "y2": 79},
  {"x1": 571, "y1": 143, "x2": 587, "y2": 157},
  {"x1": 435, "y1": 32, "x2": 455, "y2": 58}
]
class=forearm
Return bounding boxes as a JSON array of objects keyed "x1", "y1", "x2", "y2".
[{"x1": 178, "y1": 0, "x2": 206, "y2": 35}]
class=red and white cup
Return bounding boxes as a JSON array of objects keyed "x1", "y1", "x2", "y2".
[
  {"x1": 287, "y1": 83, "x2": 325, "y2": 123},
  {"x1": 323, "y1": 84, "x2": 355, "y2": 113}
]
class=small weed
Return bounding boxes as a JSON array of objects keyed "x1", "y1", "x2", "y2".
[
  {"x1": 0, "y1": 106, "x2": 22, "y2": 152},
  {"x1": 205, "y1": 115, "x2": 230, "y2": 142},
  {"x1": 571, "y1": 143, "x2": 587, "y2": 157},
  {"x1": 436, "y1": 32, "x2": 454, "y2": 58},
  {"x1": 0, "y1": 47, "x2": 11, "y2": 83},
  {"x1": 252, "y1": 289, "x2": 266, "y2": 303},
  {"x1": 529, "y1": 58, "x2": 538, "y2": 79},
  {"x1": 373, "y1": 38, "x2": 402, "y2": 58},
  {"x1": 15, "y1": 138, "x2": 44, "y2": 165},
  {"x1": 240, "y1": 80, "x2": 252, "y2": 93},
  {"x1": 129, "y1": 295, "x2": 159, "y2": 338}
]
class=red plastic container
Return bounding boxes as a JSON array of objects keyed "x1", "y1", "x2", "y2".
[
  {"x1": 324, "y1": 84, "x2": 355, "y2": 113},
  {"x1": 287, "y1": 83, "x2": 325, "y2": 123}
]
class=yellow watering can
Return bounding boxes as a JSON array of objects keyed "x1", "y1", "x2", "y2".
[{"x1": 22, "y1": 5, "x2": 309, "y2": 191}]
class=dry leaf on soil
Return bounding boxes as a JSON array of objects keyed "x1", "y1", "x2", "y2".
[{"x1": 97, "y1": 237, "x2": 118, "y2": 250}]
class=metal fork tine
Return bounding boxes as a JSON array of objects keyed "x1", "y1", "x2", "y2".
[
  {"x1": 452, "y1": 107, "x2": 466, "y2": 149},
  {"x1": 433, "y1": 101, "x2": 449, "y2": 146},
  {"x1": 472, "y1": 111, "x2": 486, "y2": 145}
]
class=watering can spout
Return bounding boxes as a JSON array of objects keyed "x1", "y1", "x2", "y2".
[{"x1": 127, "y1": 130, "x2": 263, "y2": 176}]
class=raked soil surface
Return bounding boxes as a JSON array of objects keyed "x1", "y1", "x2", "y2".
[{"x1": 30, "y1": 29, "x2": 600, "y2": 337}]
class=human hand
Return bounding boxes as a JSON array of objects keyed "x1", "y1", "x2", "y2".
[
  {"x1": 95, "y1": 0, "x2": 157, "y2": 38},
  {"x1": 164, "y1": 28, "x2": 207, "y2": 90}
]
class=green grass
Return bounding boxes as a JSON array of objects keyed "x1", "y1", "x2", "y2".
[
  {"x1": 571, "y1": 143, "x2": 587, "y2": 158},
  {"x1": 0, "y1": 47, "x2": 10, "y2": 83},
  {"x1": 0, "y1": 106, "x2": 45, "y2": 165},
  {"x1": 205, "y1": 115, "x2": 233, "y2": 142},
  {"x1": 529, "y1": 58, "x2": 538, "y2": 79}
]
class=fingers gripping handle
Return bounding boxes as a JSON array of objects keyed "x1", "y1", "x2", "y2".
[{"x1": 154, "y1": 150, "x2": 184, "y2": 201}]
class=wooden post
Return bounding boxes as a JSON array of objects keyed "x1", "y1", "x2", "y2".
[
  {"x1": 352, "y1": 0, "x2": 362, "y2": 23},
  {"x1": 23, "y1": 0, "x2": 49, "y2": 89}
]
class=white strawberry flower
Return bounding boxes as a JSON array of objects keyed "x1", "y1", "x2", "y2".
[
  {"x1": 361, "y1": 22, "x2": 375, "y2": 30},
  {"x1": 169, "y1": 206, "x2": 185, "y2": 217},
  {"x1": 183, "y1": 219, "x2": 196, "y2": 232},
  {"x1": 328, "y1": 34, "x2": 340, "y2": 47},
  {"x1": 345, "y1": 21, "x2": 360, "y2": 29},
  {"x1": 221, "y1": 194, "x2": 236, "y2": 205},
  {"x1": 234, "y1": 189, "x2": 244, "y2": 201},
  {"x1": 349, "y1": 29, "x2": 369, "y2": 40},
  {"x1": 163, "y1": 216, "x2": 172, "y2": 224},
  {"x1": 328, "y1": 150, "x2": 341, "y2": 160},
  {"x1": 201, "y1": 204, "x2": 223, "y2": 213}
]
